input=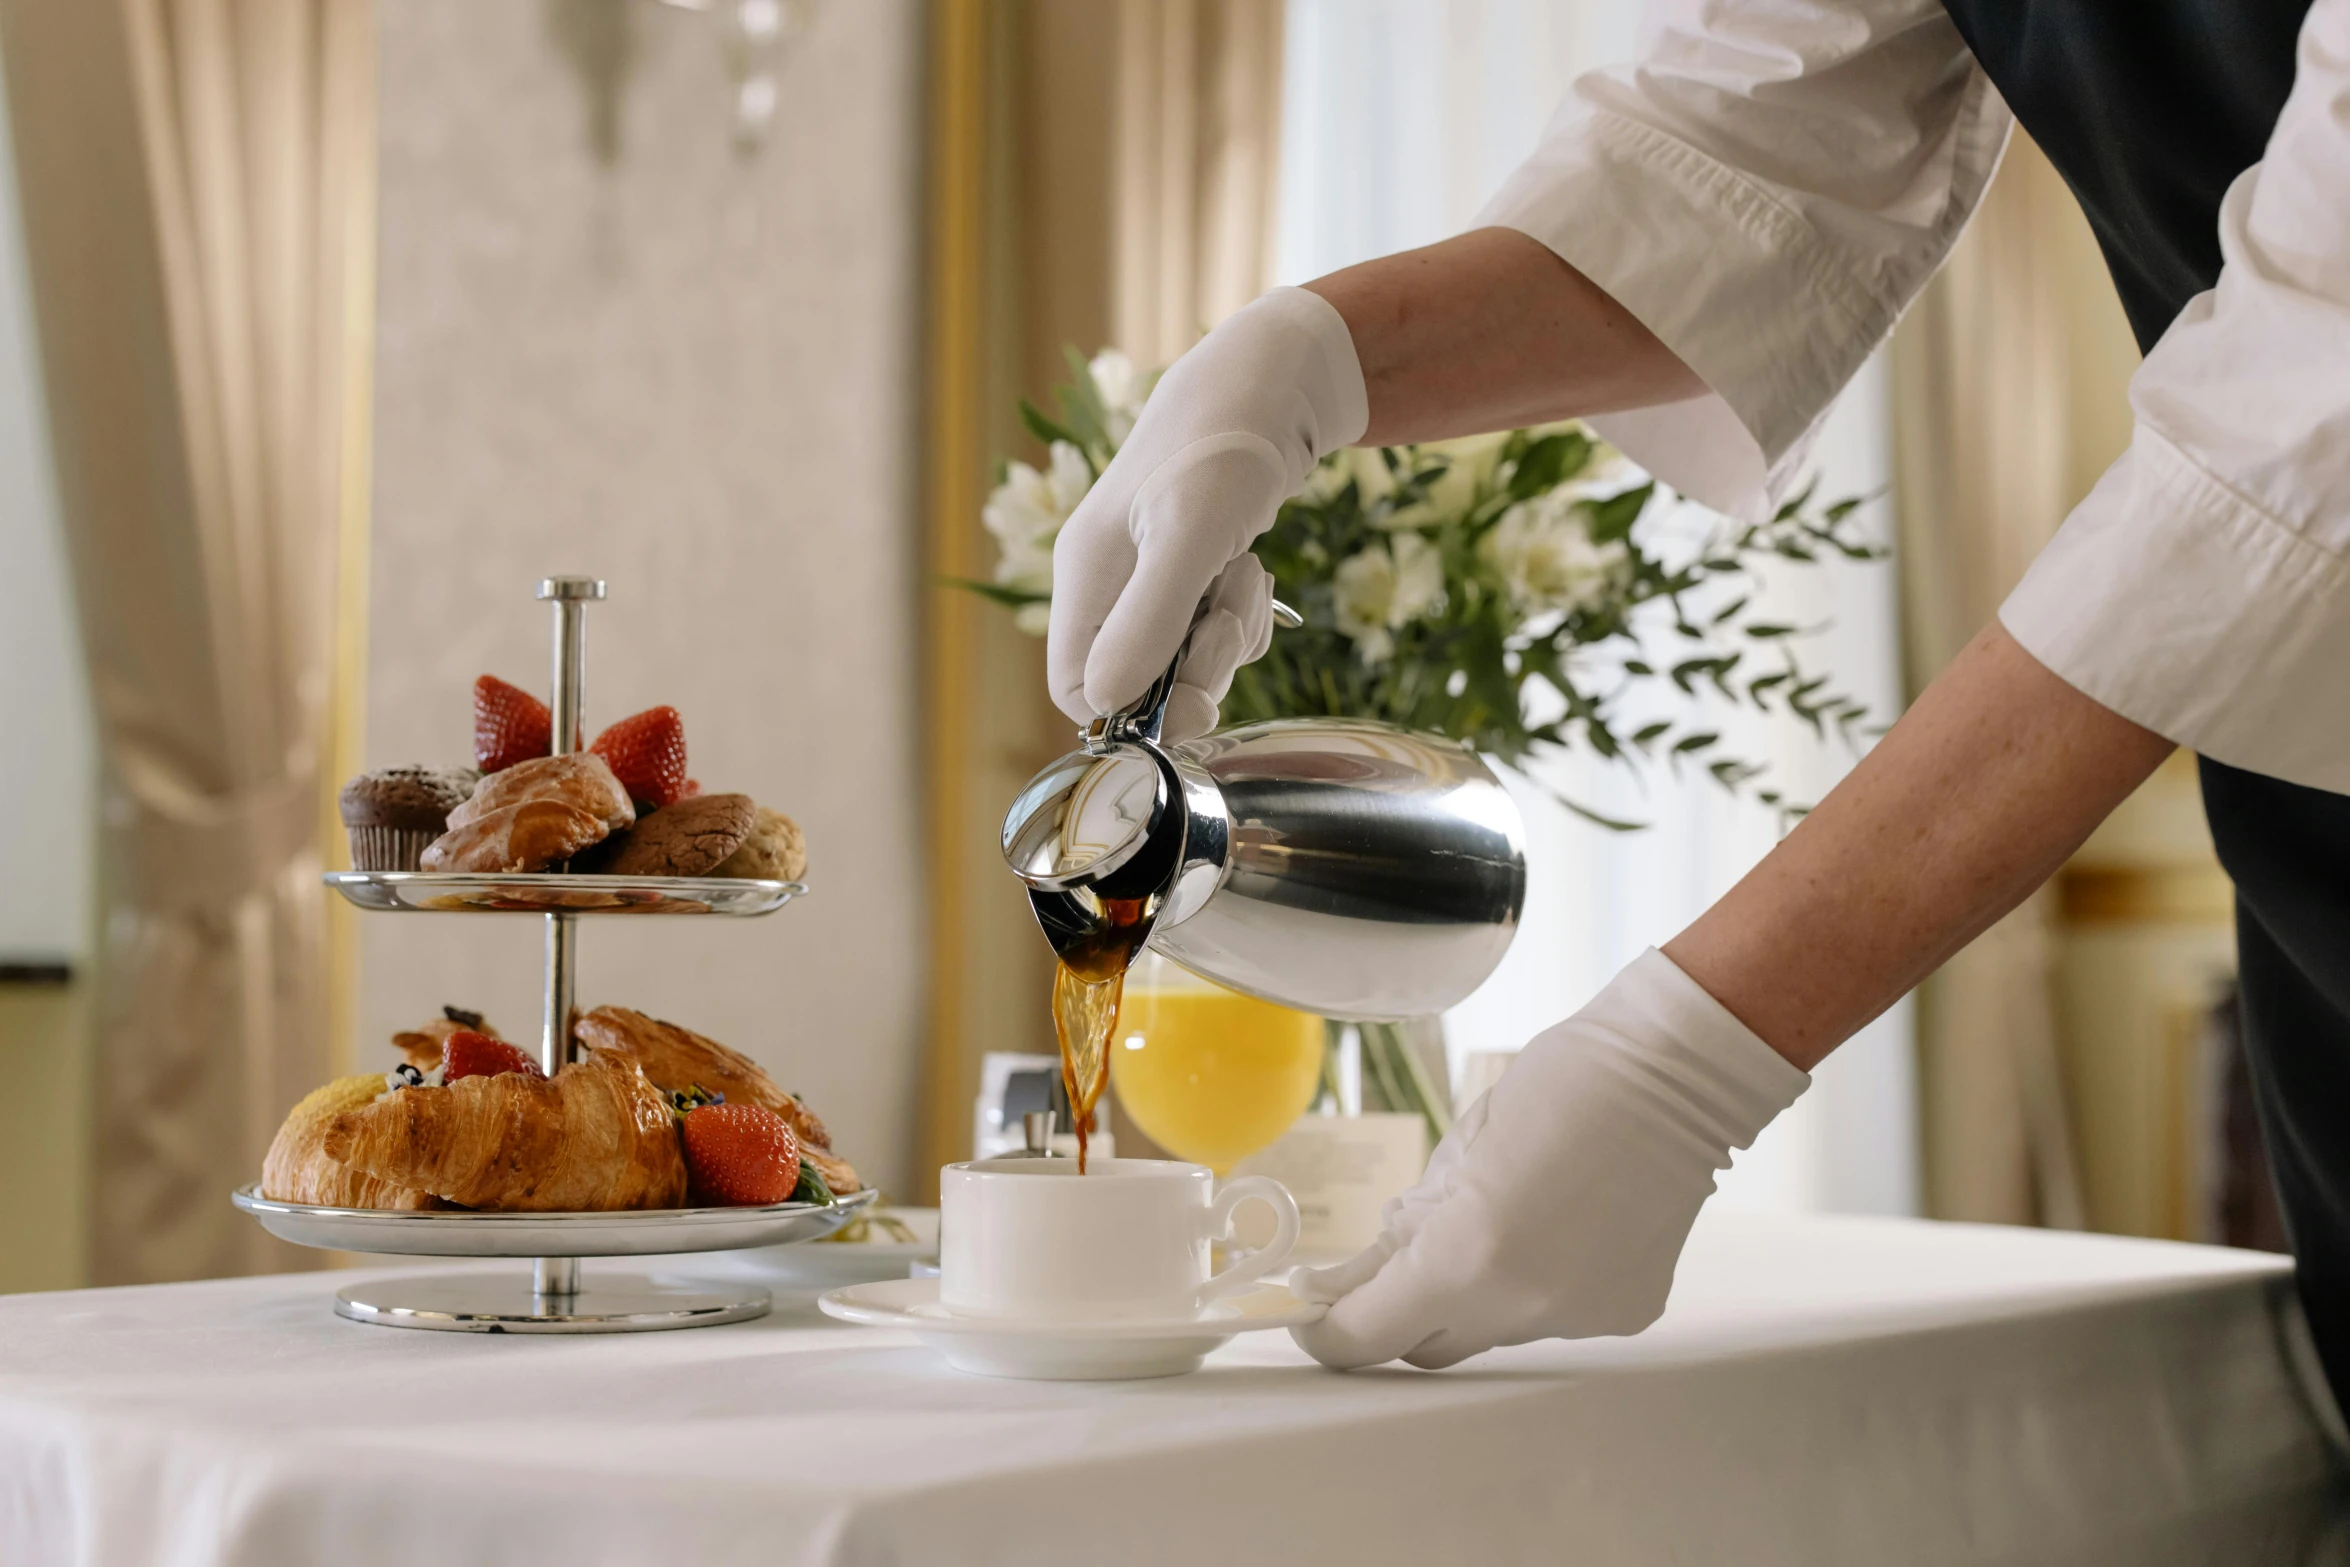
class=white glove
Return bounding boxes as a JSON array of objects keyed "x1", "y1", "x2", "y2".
[
  {"x1": 1048, "y1": 287, "x2": 1368, "y2": 741},
  {"x1": 1290, "y1": 949, "x2": 1808, "y2": 1369}
]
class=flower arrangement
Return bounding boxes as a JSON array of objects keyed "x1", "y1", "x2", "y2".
[
  {"x1": 971, "y1": 348, "x2": 1882, "y2": 830},
  {"x1": 970, "y1": 347, "x2": 1883, "y2": 1145}
]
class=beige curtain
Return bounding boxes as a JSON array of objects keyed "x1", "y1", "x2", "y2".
[
  {"x1": 1890, "y1": 134, "x2": 2139, "y2": 1227},
  {"x1": 1109, "y1": 0, "x2": 1284, "y2": 364},
  {"x1": 0, "y1": 0, "x2": 375, "y2": 1281}
]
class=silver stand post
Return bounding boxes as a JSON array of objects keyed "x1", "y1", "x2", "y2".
[{"x1": 532, "y1": 577, "x2": 602, "y2": 1308}]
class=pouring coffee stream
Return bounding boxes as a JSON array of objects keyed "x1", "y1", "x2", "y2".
[
  {"x1": 1002, "y1": 597, "x2": 1531, "y2": 1173},
  {"x1": 1012, "y1": 602, "x2": 1289, "y2": 1169}
]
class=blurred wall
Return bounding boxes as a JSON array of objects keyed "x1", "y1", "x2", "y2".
[{"x1": 362, "y1": 0, "x2": 927, "y2": 1195}]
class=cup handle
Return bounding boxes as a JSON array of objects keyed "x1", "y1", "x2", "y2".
[{"x1": 1198, "y1": 1176, "x2": 1301, "y2": 1306}]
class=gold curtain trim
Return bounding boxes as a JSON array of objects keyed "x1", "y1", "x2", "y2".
[
  {"x1": 918, "y1": 0, "x2": 995, "y2": 1192},
  {"x1": 2058, "y1": 866, "x2": 2235, "y2": 926},
  {"x1": 321, "y1": 0, "x2": 377, "y2": 1077}
]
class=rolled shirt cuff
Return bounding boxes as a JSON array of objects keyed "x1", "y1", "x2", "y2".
[
  {"x1": 2001, "y1": 422, "x2": 2350, "y2": 794},
  {"x1": 1475, "y1": 111, "x2": 1890, "y2": 523}
]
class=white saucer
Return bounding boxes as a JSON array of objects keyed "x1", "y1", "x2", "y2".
[{"x1": 818, "y1": 1276, "x2": 1325, "y2": 1380}]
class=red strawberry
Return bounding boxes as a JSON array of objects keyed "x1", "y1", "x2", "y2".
[
  {"x1": 590, "y1": 706, "x2": 689, "y2": 808},
  {"x1": 474, "y1": 675, "x2": 552, "y2": 773},
  {"x1": 677, "y1": 778, "x2": 703, "y2": 800},
  {"x1": 680, "y1": 1102, "x2": 800, "y2": 1206},
  {"x1": 442, "y1": 1030, "x2": 545, "y2": 1082}
]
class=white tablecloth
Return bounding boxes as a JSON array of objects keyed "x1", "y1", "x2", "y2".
[{"x1": 1, "y1": 1212, "x2": 2340, "y2": 1567}]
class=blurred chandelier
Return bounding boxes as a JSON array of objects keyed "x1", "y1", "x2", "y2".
[{"x1": 653, "y1": 0, "x2": 813, "y2": 155}]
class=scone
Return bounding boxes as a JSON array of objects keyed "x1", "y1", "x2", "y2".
[
  {"x1": 575, "y1": 1005, "x2": 862, "y2": 1193},
  {"x1": 589, "y1": 793, "x2": 757, "y2": 878},
  {"x1": 421, "y1": 798, "x2": 610, "y2": 873},
  {"x1": 339, "y1": 765, "x2": 478, "y2": 872},
  {"x1": 447, "y1": 752, "x2": 634, "y2": 834},
  {"x1": 711, "y1": 806, "x2": 806, "y2": 882}
]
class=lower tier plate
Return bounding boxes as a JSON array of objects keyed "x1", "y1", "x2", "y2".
[
  {"x1": 335, "y1": 1273, "x2": 771, "y2": 1334},
  {"x1": 233, "y1": 1183, "x2": 877, "y2": 1257}
]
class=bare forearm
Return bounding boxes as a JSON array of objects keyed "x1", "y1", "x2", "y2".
[
  {"x1": 1305, "y1": 228, "x2": 1704, "y2": 446},
  {"x1": 1304, "y1": 232, "x2": 2161, "y2": 1073},
  {"x1": 1665, "y1": 623, "x2": 2174, "y2": 1070}
]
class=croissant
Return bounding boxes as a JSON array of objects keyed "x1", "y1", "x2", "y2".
[
  {"x1": 262, "y1": 1075, "x2": 442, "y2": 1210},
  {"x1": 447, "y1": 753, "x2": 635, "y2": 833},
  {"x1": 421, "y1": 798, "x2": 609, "y2": 874},
  {"x1": 322, "y1": 1052, "x2": 687, "y2": 1211},
  {"x1": 574, "y1": 1005, "x2": 862, "y2": 1193}
]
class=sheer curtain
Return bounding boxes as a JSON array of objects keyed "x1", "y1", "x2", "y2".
[
  {"x1": 1277, "y1": 0, "x2": 1918, "y2": 1216},
  {"x1": 1, "y1": 0, "x2": 376, "y2": 1279}
]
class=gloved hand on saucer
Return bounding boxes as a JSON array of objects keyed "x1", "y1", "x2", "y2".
[
  {"x1": 1289, "y1": 948, "x2": 1809, "y2": 1370},
  {"x1": 1047, "y1": 286, "x2": 1368, "y2": 742}
]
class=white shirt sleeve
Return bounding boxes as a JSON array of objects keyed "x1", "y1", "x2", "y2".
[
  {"x1": 1999, "y1": 0, "x2": 2350, "y2": 792},
  {"x1": 1475, "y1": 0, "x2": 2011, "y2": 522}
]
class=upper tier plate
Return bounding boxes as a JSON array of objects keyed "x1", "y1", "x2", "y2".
[
  {"x1": 323, "y1": 871, "x2": 803, "y2": 916},
  {"x1": 232, "y1": 1183, "x2": 877, "y2": 1257}
]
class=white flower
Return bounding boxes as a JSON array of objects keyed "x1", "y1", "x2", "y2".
[
  {"x1": 1480, "y1": 490, "x2": 1634, "y2": 616},
  {"x1": 1332, "y1": 532, "x2": 1445, "y2": 665},
  {"x1": 983, "y1": 440, "x2": 1093, "y2": 614},
  {"x1": 1088, "y1": 350, "x2": 1150, "y2": 448}
]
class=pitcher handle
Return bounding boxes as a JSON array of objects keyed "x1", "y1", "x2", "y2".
[
  {"x1": 1198, "y1": 1175, "x2": 1301, "y2": 1306},
  {"x1": 1084, "y1": 598, "x2": 1302, "y2": 753}
]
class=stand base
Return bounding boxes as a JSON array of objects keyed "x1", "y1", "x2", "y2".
[{"x1": 334, "y1": 1272, "x2": 771, "y2": 1334}]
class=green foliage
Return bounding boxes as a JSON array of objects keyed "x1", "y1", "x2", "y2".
[
  {"x1": 791, "y1": 1157, "x2": 835, "y2": 1207},
  {"x1": 1228, "y1": 430, "x2": 1884, "y2": 828},
  {"x1": 1015, "y1": 347, "x2": 1157, "y2": 477},
  {"x1": 941, "y1": 575, "x2": 1051, "y2": 610}
]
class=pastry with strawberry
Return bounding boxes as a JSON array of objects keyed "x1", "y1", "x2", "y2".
[
  {"x1": 474, "y1": 674, "x2": 555, "y2": 773},
  {"x1": 390, "y1": 1006, "x2": 504, "y2": 1074},
  {"x1": 679, "y1": 1102, "x2": 802, "y2": 1207},
  {"x1": 341, "y1": 675, "x2": 807, "y2": 885},
  {"x1": 590, "y1": 706, "x2": 689, "y2": 810},
  {"x1": 440, "y1": 1030, "x2": 546, "y2": 1082},
  {"x1": 260, "y1": 1002, "x2": 860, "y2": 1212}
]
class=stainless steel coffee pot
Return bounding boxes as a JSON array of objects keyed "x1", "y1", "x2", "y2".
[{"x1": 1001, "y1": 606, "x2": 1527, "y2": 1020}]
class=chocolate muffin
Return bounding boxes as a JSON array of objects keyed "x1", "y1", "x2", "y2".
[
  {"x1": 590, "y1": 793, "x2": 757, "y2": 878},
  {"x1": 340, "y1": 765, "x2": 479, "y2": 872}
]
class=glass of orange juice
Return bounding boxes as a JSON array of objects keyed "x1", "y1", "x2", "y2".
[{"x1": 1110, "y1": 951, "x2": 1328, "y2": 1176}]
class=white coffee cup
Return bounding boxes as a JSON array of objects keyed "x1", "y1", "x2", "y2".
[{"x1": 938, "y1": 1157, "x2": 1301, "y2": 1322}]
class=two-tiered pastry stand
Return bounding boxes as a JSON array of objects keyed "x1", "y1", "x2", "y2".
[{"x1": 232, "y1": 577, "x2": 872, "y2": 1332}]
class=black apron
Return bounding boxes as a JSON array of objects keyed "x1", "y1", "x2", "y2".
[{"x1": 1938, "y1": 0, "x2": 2350, "y2": 1402}]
